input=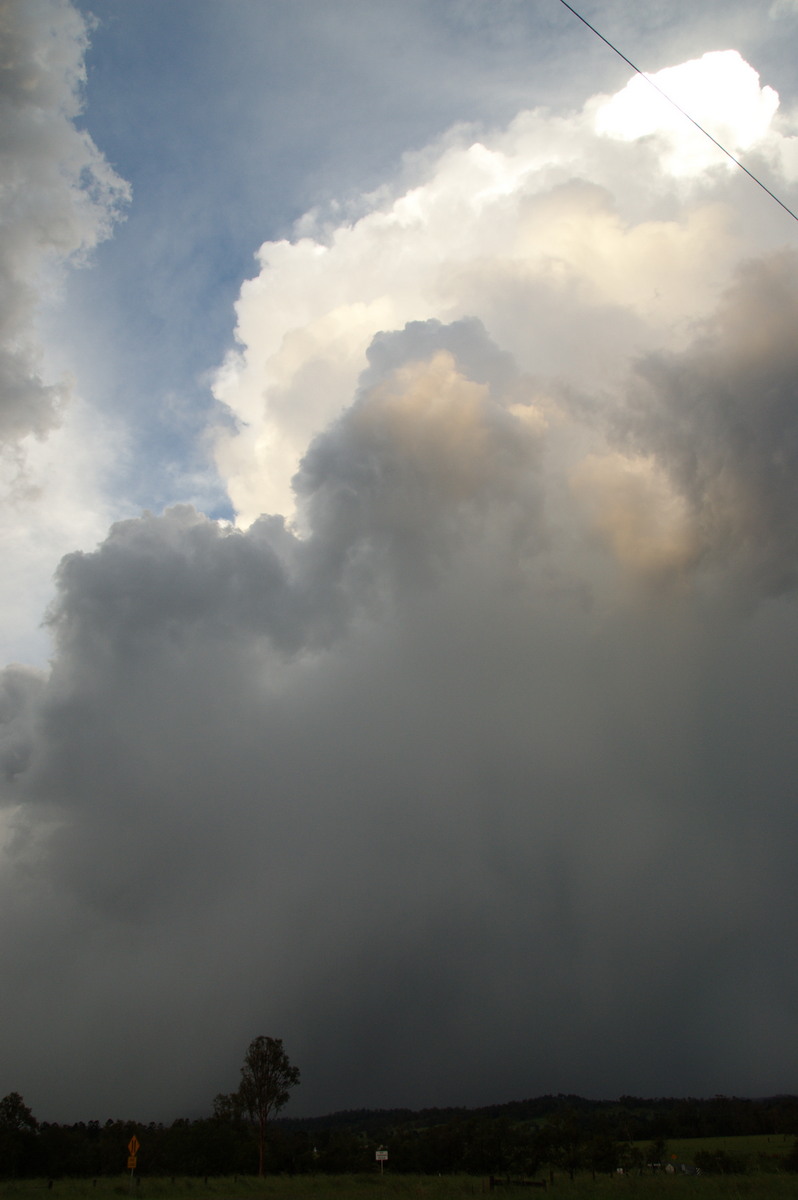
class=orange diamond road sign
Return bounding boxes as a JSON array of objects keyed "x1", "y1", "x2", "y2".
[
  {"x1": 127, "y1": 1157, "x2": 137, "y2": 1170},
  {"x1": 128, "y1": 1136, "x2": 140, "y2": 1156}
]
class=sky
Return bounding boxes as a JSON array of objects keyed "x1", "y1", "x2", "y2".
[{"x1": 2, "y1": 0, "x2": 798, "y2": 1125}]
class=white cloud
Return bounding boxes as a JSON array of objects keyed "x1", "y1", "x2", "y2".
[
  {"x1": 212, "y1": 49, "x2": 791, "y2": 531},
  {"x1": 593, "y1": 51, "x2": 779, "y2": 175},
  {"x1": 0, "y1": 0, "x2": 129, "y2": 443},
  {"x1": 0, "y1": 0, "x2": 130, "y2": 663},
  {"x1": 0, "y1": 399, "x2": 124, "y2": 664}
]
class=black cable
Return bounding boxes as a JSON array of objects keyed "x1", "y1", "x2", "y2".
[{"x1": 557, "y1": 0, "x2": 798, "y2": 225}]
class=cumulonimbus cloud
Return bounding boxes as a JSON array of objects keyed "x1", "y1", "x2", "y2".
[
  {"x1": 2, "y1": 41, "x2": 798, "y2": 1122},
  {"x1": 212, "y1": 49, "x2": 796, "y2": 529}
]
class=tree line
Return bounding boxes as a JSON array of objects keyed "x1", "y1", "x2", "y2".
[{"x1": 4, "y1": 1043, "x2": 798, "y2": 1180}]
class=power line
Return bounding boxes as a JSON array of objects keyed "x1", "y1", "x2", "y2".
[{"x1": 557, "y1": 0, "x2": 798, "y2": 225}]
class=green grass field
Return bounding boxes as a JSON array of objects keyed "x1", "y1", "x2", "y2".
[
  {"x1": 2, "y1": 1176, "x2": 798, "y2": 1200},
  {"x1": 664, "y1": 1133, "x2": 792, "y2": 1160}
]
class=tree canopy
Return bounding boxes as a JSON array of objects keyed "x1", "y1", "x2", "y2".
[{"x1": 235, "y1": 1036, "x2": 300, "y2": 1175}]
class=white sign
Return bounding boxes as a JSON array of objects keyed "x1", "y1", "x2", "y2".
[{"x1": 376, "y1": 1150, "x2": 388, "y2": 1161}]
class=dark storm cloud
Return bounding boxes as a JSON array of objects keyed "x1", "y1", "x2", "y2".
[
  {"x1": 0, "y1": 665, "x2": 44, "y2": 782},
  {"x1": 50, "y1": 507, "x2": 304, "y2": 658},
  {"x1": 616, "y1": 251, "x2": 798, "y2": 596},
  {"x1": 0, "y1": 319, "x2": 548, "y2": 1116},
  {"x1": 2, "y1": 299, "x2": 798, "y2": 1120},
  {"x1": 294, "y1": 319, "x2": 544, "y2": 597},
  {"x1": 41, "y1": 319, "x2": 540, "y2": 666}
]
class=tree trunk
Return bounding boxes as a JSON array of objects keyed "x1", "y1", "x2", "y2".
[{"x1": 258, "y1": 1116, "x2": 266, "y2": 1176}]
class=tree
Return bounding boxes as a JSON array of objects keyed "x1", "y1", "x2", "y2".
[
  {"x1": 0, "y1": 1093, "x2": 39, "y2": 1178},
  {"x1": 0, "y1": 1093, "x2": 38, "y2": 1134},
  {"x1": 212, "y1": 1091, "x2": 245, "y2": 1124},
  {"x1": 237, "y1": 1036, "x2": 300, "y2": 1175}
]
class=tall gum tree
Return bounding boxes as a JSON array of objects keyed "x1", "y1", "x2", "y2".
[{"x1": 238, "y1": 1036, "x2": 300, "y2": 1176}]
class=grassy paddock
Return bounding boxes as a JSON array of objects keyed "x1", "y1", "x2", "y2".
[
  {"x1": 0, "y1": 1180, "x2": 476, "y2": 1200},
  {"x1": 4, "y1": 1175, "x2": 798, "y2": 1200},
  {"x1": 663, "y1": 1133, "x2": 792, "y2": 1160},
  {"x1": 0, "y1": 1180, "x2": 480, "y2": 1200}
]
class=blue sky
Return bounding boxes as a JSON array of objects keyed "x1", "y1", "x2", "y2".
[{"x1": 3, "y1": 0, "x2": 798, "y2": 1124}]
